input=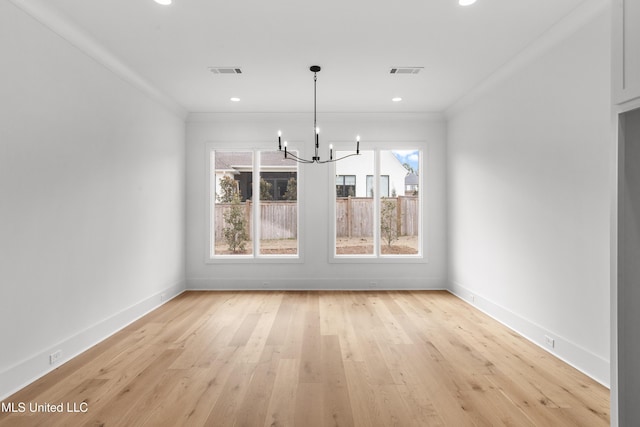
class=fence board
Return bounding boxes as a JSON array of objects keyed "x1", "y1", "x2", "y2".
[{"x1": 260, "y1": 201, "x2": 297, "y2": 239}]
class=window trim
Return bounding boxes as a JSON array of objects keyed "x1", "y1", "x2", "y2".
[
  {"x1": 205, "y1": 143, "x2": 304, "y2": 264},
  {"x1": 329, "y1": 145, "x2": 425, "y2": 264}
]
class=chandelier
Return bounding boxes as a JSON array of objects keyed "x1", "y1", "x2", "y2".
[{"x1": 277, "y1": 65, "x2": 360, "y2": 163}]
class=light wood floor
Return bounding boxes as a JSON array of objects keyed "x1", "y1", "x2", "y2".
[{"x1": 0, "y1": 291, "x2": 609, "y2": 426}]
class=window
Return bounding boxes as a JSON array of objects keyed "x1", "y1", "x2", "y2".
[
  {"x1": 335, "y1": 151, "x2": 375, "y2": 255},
  {"x1": 210, "y1": 149, "x2": 298, "y2": 259},
  {"x1": 366, "y1": 175, "x2": 389, "y2": 197},
  {"x1": 259, "y1": 151, "x2": 298, "y2": 255},
  {"x1": 336, "y1": 175, "x2": 356, "y2": 198},
  {"x1": 334, "y1": 149, "x2": 421, "y2": 258}
]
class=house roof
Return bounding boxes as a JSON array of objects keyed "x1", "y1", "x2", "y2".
[
  {"x1": 405, "y1": 173, "x2": 419, "y2": 186},
  {"x1": 215, "y1": 151, "x2": 297, "y2": 171}
]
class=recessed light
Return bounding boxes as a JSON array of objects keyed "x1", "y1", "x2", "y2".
[
  {"x1": 392, "y1": 97, "x2": 402, "y2": 102},
  {"x1": 459, "y1": 0, "x2": 477, "y2": 5},
  {"x1": 154, "y1": 0, "x2": 172, "y2": 5},
  {"x1": 230, "y1": 97, "x2": 241, "y2": 102}
]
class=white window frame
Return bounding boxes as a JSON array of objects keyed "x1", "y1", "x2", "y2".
[
  {"x1": 329, "y1": 145, "x2": 425, "y2": 263},
  {"x1": 206, "y1": 143, "x2": 303, "y2": 264}
]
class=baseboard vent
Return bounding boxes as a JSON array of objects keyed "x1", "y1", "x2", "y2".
[
  {"x1": 390, "y1": 67, "x2": 423, "y2": 74},
  {"x1": 209, "y1": 67, "x2": 243, "y2": 74}
]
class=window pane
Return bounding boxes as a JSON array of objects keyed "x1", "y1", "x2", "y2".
[
  {"x1": 380, "y1": 175, "x2": 390, "y2": 198},
  {"x1": 335, "y1": 151, "x2": 374, "y2": 255},
  {"x1": 336, "y1": 175, "x2": 356, "y2": 198},
  {"x1": 213, "y1": 151, "x2": 253, "y2": 255},
  {"x1": 379, "y1": 150, "x2": 420, "y2": 255},
  {"x1": 259, "y1": 151, "x2": 298, "y2": 255}
]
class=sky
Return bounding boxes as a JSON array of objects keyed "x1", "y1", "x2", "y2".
[{"x1": 393, "y1": 150, "x2": 419, "y2": 174}]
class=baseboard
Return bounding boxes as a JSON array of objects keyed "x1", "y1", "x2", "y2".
[
  {"x1": 186, "y1": 277, "x2": 446, "y2": 291},
  {"x1": 0, "y1": 280, "x2": 186, "y2": 401},
  {"x1": 448, "y1": 281, "x2": 610, "y2": 387}
]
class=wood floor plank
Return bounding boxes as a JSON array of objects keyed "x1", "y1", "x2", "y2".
[
  {"x1": 321, "y1": 335, "x2": 355, "y2": 427},
  {"x1": 294, "y1": 382, "x2": 324, "y2": 427},
  {"x1": 343, "y1": 361, "x2": 378, "y2": 427},
  {"x1": 1, "y1": 291, "x2": 610, "y2": 427},
  {"x1": 234, "y1": 357, "x2": 279, "y2": 427},
  {"x1": 167, "y1": 360, "x2": 239, "y2": 426},
  {"x1": 203, "y1": 362, "x2": 256, "y2": 426},
  {"x1": 265, "y1": 293, "x2": 295, "y2": 346},
  {"x1": 298, "y1": 294, "x2": 323, "y2": 384},
  {"x1": 263, "y1": 358, "x2": 299, "y2": 427},
  {"x1": 79, "y1": 349, "x2": 183, "y2": 426}
]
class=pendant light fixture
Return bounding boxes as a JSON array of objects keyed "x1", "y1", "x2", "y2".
[{"x1": 277, "y1": 66, "x2": 360, "y2": 163}]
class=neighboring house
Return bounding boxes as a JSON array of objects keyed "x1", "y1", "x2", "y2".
[
  {"x1": 335, "y1": 150, "x2": 409, "y2": 197},
  {"x1": 215, "y1": 151, "x2": 297, "y2": 201},
  {"x1": 405, "y1": 172, "x2": 419, "y2": 195}
]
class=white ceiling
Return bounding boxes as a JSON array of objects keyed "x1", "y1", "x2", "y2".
[{"x1": 41, "y1": 0, "x2": 588, "y2": 113}]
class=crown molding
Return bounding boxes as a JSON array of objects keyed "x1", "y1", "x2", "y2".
[
  {"x1": 8, "y1": 0, "x2": 188, "y2": 119},
  {"x1": 187, "y1": 112, "x2": 445, "y2": 123},
  {"x1": 445, "y1": 0, "x2": 610, "y2": 119}
]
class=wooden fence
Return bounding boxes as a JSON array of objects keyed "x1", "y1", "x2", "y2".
[
  {"x1": 215, "y1": 201, "x2": 297, "y2": 241},
  {"x1": 214, "y1": 197, "x2": 418, "y2": 240},
  {"x1": 335, "y1": 196, "x2": 419, "y2": 238}
]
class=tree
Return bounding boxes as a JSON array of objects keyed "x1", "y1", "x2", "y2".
[
  {"x1": 217, "y1": 175, "x2": 238, "y2": 203},
  {"x1": 260, "y1": 178, "x2": 273, "y2": 200},
  {"x1": 380, "y1": 198, "x2": 399, "y2": 248},
  {"x1": 283, "y1": 177, "x2": 297, "y2": 201},
  {"x1": 217, "y1": 175, "x2": 248, "y2": 253},
  {"x1": 402, "y1": 163, "x2": 415, "y2": 174},
  {"x1": 223, "y1": 191, "x2": 249, "y2": 253}
]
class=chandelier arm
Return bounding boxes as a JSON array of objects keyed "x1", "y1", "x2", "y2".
[
  {"x1": 317, "y1": 152, "x2": 360, "y2": 164},
  {"x1": 284, "y1": 151, "x2": 315, "y2": 164}
]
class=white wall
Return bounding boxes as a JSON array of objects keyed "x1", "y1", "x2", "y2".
[
  {"x1": 186, "y1": 113, "x2": 446, "y2": 289},
  {"x1": 0, "y1": 2, "x2": 186, "y2": 398},
  {"x1": 447, "y1": 11, "x2": 612, "y2": 385}
]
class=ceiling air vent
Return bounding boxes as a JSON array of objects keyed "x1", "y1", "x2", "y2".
[
  {"x1": 390, "y1": 67, "x2": 423, "y2": 74},
  {"x1": 209, "y1": 67, "x2": 243, "y2": 74}
]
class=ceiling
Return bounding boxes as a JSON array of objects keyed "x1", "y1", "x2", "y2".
[{"x1": 41, "y1": 0, "x2": 588, "y2": 113}]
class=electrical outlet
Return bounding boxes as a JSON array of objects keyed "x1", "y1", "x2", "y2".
[
  {"x1": 160, "y1": 293, "x2": 166, "y2": 302},
  {"x1": 544, "y1": 335, "x2": 555, "y2": 348},
  {"x1": 262, "y1": 282, "x2": 269, "y2": 288},
  {"x1": 369, "y1": 282, "x2": 377, "y2": 288},
  {"x1": 470, "y1": 294, "x2": 475, "y2": 303},
  {"x1": 49, "y1": 350, "x2": 62, "y2": 365}
]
